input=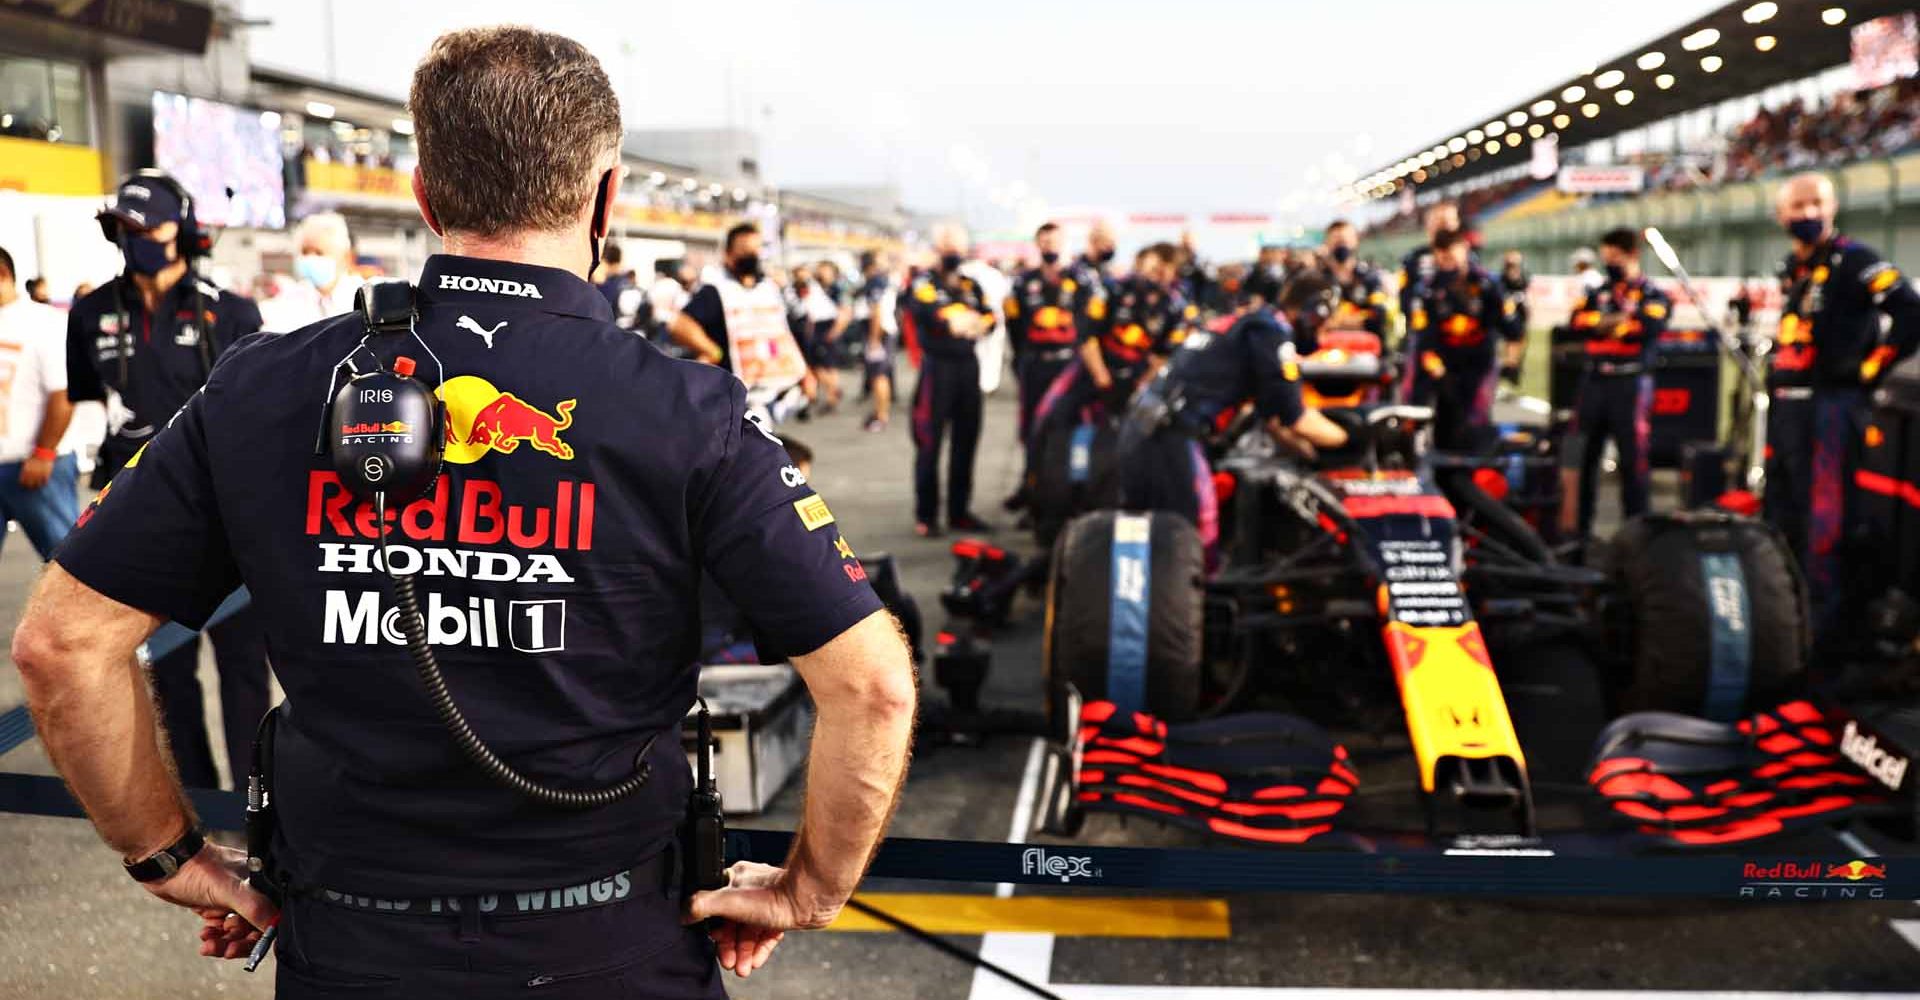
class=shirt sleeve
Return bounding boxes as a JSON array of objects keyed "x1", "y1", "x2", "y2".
[
  {"x1": 1862, "y1": 258, "x2": 1920, "y2": 382},
  {"x1": 53, "y1": 382, "x2": 239, "y2": 628},
  {"x1": 694, "y1": 391, "x2": 884, "y2": 659},
  {"x1": 65, "y1": 304, "x2": 106, "y2": 403},
  {"x1": 1636, "y1": 288, "x2": 1671, "y2": 341}
]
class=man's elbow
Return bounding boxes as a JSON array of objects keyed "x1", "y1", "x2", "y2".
[{"x1": 11, "y1": 609, "x2": 69, "y2": 693}]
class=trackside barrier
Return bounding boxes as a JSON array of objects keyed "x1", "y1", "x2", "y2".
[{"x1": 0, "y1": 772, "x2": 1912, "y2": 901}]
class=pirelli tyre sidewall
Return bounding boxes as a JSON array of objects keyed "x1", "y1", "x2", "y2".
[
  {"x1": 1044, "y1": 509, "x2": 1205, "y2": 724},
  {"x1": 1605, "y1": 512, "x2": 1810, "y2": 716}
]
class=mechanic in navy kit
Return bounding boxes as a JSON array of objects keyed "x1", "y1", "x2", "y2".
[
  {"x1": 1765, "y1": 171, "x2": 1920, "y2": 654},
  {"x1": 16, "y1": 25, "x2": 915, "y2": 998},
  {"x1": 66, "y1": 171, "x2": 271, "y2": 796},
  {"x1": 1402, "y1": 227, "x2": 1520, "y2": 451},
  {"x1": 1563, "y1": 227, "x2": 1671, "y2": 538},
  {"x1": 1118, "y1": 272, "x2": 1351, "y2": 553}
]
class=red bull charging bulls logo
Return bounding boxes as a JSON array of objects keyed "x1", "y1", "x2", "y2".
[{"x1": 438, "y1": 375, "x2": 576, "y2": 463}]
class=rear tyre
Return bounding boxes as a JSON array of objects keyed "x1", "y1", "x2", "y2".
[
  {"x1": 1042, "y1": 510, "x2": 1205, "y2": 725},
  {"x1": 1604, "y1": 512, "x2": 1809, "y2": 717},
  {"x1": 1031, "y1": 420, "x2": 1123, "y2": 550}
]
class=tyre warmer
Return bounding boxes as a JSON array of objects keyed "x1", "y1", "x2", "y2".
[
  {"x1": 1071, "y1": 700, "x2": 1359, "y2": 845},
  {"x1": 1587, "y1": 700, "x2": 1891, "y2": 846}
]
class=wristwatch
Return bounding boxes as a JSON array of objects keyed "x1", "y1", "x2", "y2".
[{"x1": 124, "y1": 827, "x2": 206, "y2": 883}]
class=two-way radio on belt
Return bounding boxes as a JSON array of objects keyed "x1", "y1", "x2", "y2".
[{"x1": 236, "y1": 279, "x2": 730, "y2": 969}]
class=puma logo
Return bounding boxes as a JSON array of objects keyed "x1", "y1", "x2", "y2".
[{"x1": 456, "y1": 316, "x2": 507, "y2": 348}]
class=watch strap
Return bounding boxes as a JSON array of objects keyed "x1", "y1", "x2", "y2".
[{"x1": 124, "y1": 827, "x2": 206, "y2": 883}]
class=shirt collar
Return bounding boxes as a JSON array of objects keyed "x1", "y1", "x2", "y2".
[{"x1": 418, "y1": 254, "x2": 612, "y2": 322}]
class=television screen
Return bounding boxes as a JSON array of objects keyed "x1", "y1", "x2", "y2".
[{"x1": 151, "y1": 92, "x2": 287, "y2": 230}]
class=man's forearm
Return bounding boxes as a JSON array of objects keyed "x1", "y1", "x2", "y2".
[
  {"x1": 784, "y1": 615, "x2": 916, "y2": 920},
  {"x1": 36, "y1": 393, "x2": 74, "y2": 450},
  {"x1": 15, "y1": 568, "x2": 187, "y2": 858},
  {"x1": 670, "y1": 314, "x2": 723, "y2": 361},
  {"x1": 1080, "y1": 340, "x2": 1112, "y2": 385}
]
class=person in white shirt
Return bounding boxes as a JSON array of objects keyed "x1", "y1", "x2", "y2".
[
  {"x1": 647, "y1": 258, "x2": 691, "y2": 341},
  {"x1": 258, "y1": 211, "x2": 365, "y2": 332},
  {"x1": 0, "y1": 245, "x2": 78, "y2": 558}
]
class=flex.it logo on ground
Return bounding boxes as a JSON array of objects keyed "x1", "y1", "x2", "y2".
[
  {"x1": 1021, "y1": 848, "x2": 1100, "y2": 883},
  {"x1": 438, "y1": 375, "x2": 576, "y2": 462}
]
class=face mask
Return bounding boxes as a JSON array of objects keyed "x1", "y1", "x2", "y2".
[
  {"x1": 294, "y1": 254, "x2": 337, "y2": 289},
  {"x1": 122, "y1": 235, "x2": 173, "y2": 277},
  {"x1": 1786, "y1": 218, "x2": 1827, "y2": 245},
  {"x1": 1094, "y1": 247, "x2": 1115, "y2": 264},
  {"x1": 1604, "y1": 264, "x2": 1627, "y2": 284},
  {"x1": 1040, "y1": 250, "x2": 1060, "y2": 266},
  {"x1": 730, "y1": 254, "x2": 761, "y2": 280},
  {"x1": 940, "y1": 252, "x2": 965, "y2": 271},
  {"x1": 1329, "y1": 245, "x2": 1354, "y2": 264},
  {"x1": 1432, "y1": 268, "x2": 1458, "y2": 288}
]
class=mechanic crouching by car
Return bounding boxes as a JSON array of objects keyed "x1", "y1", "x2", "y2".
[
  {"x1": 15, "y1": 25, "x2": 916, "y2": 997},
  {"x1": 1402, "y1": 228, "x2": 1519, "y2": 452},
  {"x1": 1119, "y1": 272, "x2": 1350, "y2": 555},
  {"x1": 1563, "y1": 228, "x2": 1671, "y2": 538},
  {"x1": 1766, "y1": 171, "x2": 1920, "y2": 654}
]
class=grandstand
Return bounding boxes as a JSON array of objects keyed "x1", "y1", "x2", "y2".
[{"x1": 1351, "y1": 0, "x2": 1920, "y2": 280}]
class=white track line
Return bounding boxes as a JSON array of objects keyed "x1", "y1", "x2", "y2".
[
  {"x1": 1893, "y1": 921, "x2": 1920, "y2": 955},
  {"x1": 995, "y1": 737, "x2": 1047, "y2": 899}
]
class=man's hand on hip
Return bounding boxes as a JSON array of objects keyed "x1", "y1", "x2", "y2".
[
  {"x1": 142, "y1": 844, "x2": 278, "y2": 957},
  {"x1": 688, "y1": 860, "x2": 812, "y2": 978}
]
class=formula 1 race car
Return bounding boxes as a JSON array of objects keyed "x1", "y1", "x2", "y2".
[{"x1": 1030, "y1": 394, "x2": 1920, "y2": 852}]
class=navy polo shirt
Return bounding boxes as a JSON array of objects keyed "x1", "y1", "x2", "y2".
[
  {"x1": 55, "y1": 254, "x2": 883, "y2": 895},
  {"x1": 66, "y1": 274, "x2": 263, "y2": 431}
]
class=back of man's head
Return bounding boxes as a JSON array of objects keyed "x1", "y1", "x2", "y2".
[
  {"x1": 408, "y1": 26, "x2": 622, "y2": 239},
  {"x1": 0, "y1": 244, "x2": 13, "y2": 287}
]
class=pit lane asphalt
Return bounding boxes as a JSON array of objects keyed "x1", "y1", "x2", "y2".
[{"x1": 2, "y1": 361, "x2": 1918, "y2": 998}]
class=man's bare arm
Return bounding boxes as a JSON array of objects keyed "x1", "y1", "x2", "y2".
[
  {"x1": 670, "y1": 312, "x2": 725, "y2": 364},
  {"x1": 691, "y1": 609, "x2": 916, "y2": 930},
  {"x1": 779, "y1": 610, "x2": 916, "y2": 923},
  {"x1": 15, "y1": 564, "x2": 279, "y2": 941},
  {"x1": 1080, "y1": 337, "x2": 1113, "y2": 388},
  {"x1": 13, "y1": 564, "x2": 185, "y2": 857}
]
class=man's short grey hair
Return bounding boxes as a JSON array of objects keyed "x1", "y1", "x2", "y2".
[{"x1": 293, "y1": 212, "x2": 352, "y2": 257}]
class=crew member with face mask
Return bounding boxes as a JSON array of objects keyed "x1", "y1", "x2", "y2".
[
  {"x1": 259, "y1": 212, "x2": 364, "y2": 333},
  {"x1": 1766, "y1": 171, "x2": 1920, "y2": 653},
  {"x1": 1316, "y1": 219, "x2": 1388, "y2": 353},
  {"x1": 1402, "y1": 227, "x2": 1517, "y2": 451},
  {"x1": 905, "y1": 224, "x2": 995, "y2": 537},
  {"x1": 671, "y1": 222, "x2": 810, "y2": 419},
  {"x1": 1564, "y1": 228, "x2": 1670, "y2": 538},
  {"x1": 1004, "y1": 222, "x2": 1082, "y2": 450},
  {"x1": 65, "y1": 171, "x2": 267, "y2": 794},
  {"x1": 1024, "y1": 243, "x2": 1193, "y2": 492}
]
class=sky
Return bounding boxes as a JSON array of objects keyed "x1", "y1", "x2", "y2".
[{"x1": 243, "y1": 0, "x2": 1726, "y2": 239}]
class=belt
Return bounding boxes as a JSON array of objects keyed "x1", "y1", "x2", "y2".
[
  {"x1": 1030, "y1": 347, "x2": 1076, "y2": 362},
  {"x1": 1586, "y1": 361, "x2": 1646, "y2": 377},
  {"x1": 1773, "y1": 386, "x2": 1814, "y2": 401},
  {"x1": 309, "y1": 849, "x2": 675, "y2": 919}
]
